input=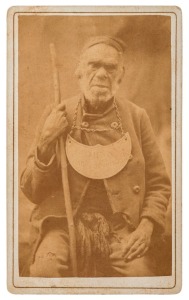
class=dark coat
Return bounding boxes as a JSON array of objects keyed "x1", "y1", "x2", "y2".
[{"x1": 20, "y1": 95, "x2": 171, "y2": 243}]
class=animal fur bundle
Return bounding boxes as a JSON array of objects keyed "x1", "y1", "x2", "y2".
[{"x1": 75, "y1": 212, "x2": 111, "y2": 276}]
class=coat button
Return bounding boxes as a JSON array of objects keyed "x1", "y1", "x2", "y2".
[
  {"x1": 110, "y1": 121, "x2": 119, "y2": 129},
  {"x1": 81, "y1": 121, "x2": 89, "y2": 128},
  {"x1": 133, "y1": 185, "x2": 140, "y2": 194}
]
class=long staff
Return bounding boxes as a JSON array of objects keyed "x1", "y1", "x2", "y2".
[{"x1": 49, "y1": 43, "x2": 78, "y2": 276}]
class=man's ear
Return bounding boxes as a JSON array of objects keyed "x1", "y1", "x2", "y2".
[
  {"x1": 75, "y1": 59, "x2": 84, "y2": 79},
  {"x1": 75, "y1": 64, "x2": 81, "y2": 79},
  {"x1": 118, "y1": 66, "x2": 125, "y2": 84}
]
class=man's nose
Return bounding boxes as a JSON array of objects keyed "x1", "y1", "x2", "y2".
[{"x1": 95, "y1": 67, "x2": 108, "y2": 79}]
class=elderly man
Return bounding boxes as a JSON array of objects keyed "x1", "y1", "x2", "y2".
[{"x1": 21, "y1": 36, "x2": 171, "y2": 277}]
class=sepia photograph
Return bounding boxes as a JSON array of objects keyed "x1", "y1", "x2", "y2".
[{"x1": 7, "y1": 6, "x2": 182, "y2": 294}]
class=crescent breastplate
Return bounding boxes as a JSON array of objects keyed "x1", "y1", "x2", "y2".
[
  {"x1": 66, "y1": 98, "x2": 132, "y2": 179},
  {"x1": 66, "y1": 132, "x2": 131, "y2": 179}
]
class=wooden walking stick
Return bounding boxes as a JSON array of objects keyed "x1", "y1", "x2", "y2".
[{"x1": 49, "y1": 43, "x2": 78, "y2": 276}]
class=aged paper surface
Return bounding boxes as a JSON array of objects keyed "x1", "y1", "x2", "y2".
[{"x1": 7, "y1": 6, "x2": 182, "y2": 294}]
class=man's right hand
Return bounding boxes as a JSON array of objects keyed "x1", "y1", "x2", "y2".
[{"x1": 37, "y1": 102, "x2": 68, "y2": 164}]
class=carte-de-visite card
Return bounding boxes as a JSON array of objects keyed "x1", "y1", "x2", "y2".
[{"x1": 7, "y1": 6, "x2": 182, "y2": 294}]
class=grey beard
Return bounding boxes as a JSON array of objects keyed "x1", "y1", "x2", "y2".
[
  {"x1": 84, "y1": 95, "x2": 113, "y2": 113},
  {"x1": 85, "y1": 93, "x2": 112, "y2": 110},
  {"x1": 89, "y1": 96, "x2": 107, "y2": 109}
]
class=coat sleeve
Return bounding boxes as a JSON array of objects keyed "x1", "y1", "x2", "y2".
[
  {"x1": 140, "y1": 109, "x2": 171, "y2": 233},
  {"x1": 20, "y1": 104, "x2": 61, "y2": 204}
]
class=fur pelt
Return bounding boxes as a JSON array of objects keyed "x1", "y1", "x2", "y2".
[{"x1": 75, "y1": 212, "x2": 111, "y2": 276}]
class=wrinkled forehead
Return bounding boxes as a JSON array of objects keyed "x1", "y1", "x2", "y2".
[{"x1": 80, "y1": 43, "x2": 122, "y2": 64}]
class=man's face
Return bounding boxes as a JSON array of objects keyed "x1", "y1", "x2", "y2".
[{"x1": 77, "y1": 43, "x2": 124, "y2": 109}]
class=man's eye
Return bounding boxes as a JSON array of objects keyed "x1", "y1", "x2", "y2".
[
  {"x1": 88, "y1": 63, "x2": 117, "y2": 72},
  {"x1": 106, "y1": 65, "x2": 116, "y2": 72},
  {"x1": 89, "y1": 63, "x2": 100, "y2": 69}
]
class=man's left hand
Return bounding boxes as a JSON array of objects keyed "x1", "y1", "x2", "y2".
[{"x1": 122, "y1": 218, "x2": 154, "y2": 262}]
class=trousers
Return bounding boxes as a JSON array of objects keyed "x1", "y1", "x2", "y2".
[{"x1": 29, "y1": 216, "x2": 156, "y2": 277}]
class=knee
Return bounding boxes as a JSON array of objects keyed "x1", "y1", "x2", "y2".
[
  {"x1": 123, "y1": 256, "x2": 156, "y2": 277},
  {"x1": 127, "y1": 259, "x2": 155, "y2": 277},
  {"x1": 30, "y1": 251, "x2": 69, "y2": 277},
  {"x1": 110, "y1": 253, "x2": 156, "y2": 277}
]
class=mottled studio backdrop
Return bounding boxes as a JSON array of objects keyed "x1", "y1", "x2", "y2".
[{"x1": 18, "y1": 15, "x2": 172, "y2": 262}]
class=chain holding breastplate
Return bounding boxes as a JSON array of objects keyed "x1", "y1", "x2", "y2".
[{"x1": 70, "y1": 98, "x2": 125, "y2": 135}]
